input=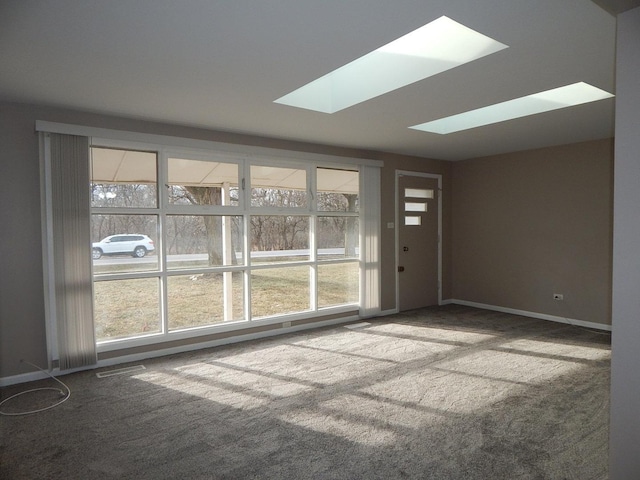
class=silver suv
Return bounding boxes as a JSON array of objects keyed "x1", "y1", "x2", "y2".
[{"x1": 92, "y1": 234, "x2": 155, "y2": 259}]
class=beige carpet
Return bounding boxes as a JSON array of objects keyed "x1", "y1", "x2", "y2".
[{"x1": 0, "y1": 305, "x2": 610, "y2": 479}]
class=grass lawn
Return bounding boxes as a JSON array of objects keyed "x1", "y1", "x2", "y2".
[{"x1": 94, "y1": 262, "x2": 358, "y2": 341}]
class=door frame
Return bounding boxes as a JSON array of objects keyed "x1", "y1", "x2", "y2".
[{"x1": 395, "y1": 170, "x2": 442, "y2": 310}]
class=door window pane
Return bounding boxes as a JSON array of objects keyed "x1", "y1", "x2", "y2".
[
  {"x1": 251, "y1": 166, "x2": 307, "y2": 207},
  {"x1": 405, "y1": 202, "x2": 427, "y2": 212},
  {"x1": 251, "y1": 266, "x2": 310, "y2": 318},
  {"x1": 317, "y1": 216, "x2": 359, "y2": 260},
  {"x1": 91, "y1": 147, "x2": 157, "y2": 208},
  {"x1": 91, "y1": 215, "x2": 158, "y2": 274},
  {"x1": 250, "y1": 216, "x2": 309, "y2": 263},
  {"x1": 167, "y1": 157, "x2": 239, "y2": 206},
  {"x1": 166, "y1": 215, "x2": 243, "y2": 269},
  {"x1": 167, "y1": 272, "x2": 244, "y2": 330},
  {"x1": 318, "y1": 263, "x2": 359, "y2": 308},
  {"x1": 94, "y1": 278, "x2": 161, "y2": 341},
  {"x1": 317, "y1": 168, "x2": 359, "y2": 212},
  {"x1": 405, "y1": 187, "x2": 434, "y2": 199}
]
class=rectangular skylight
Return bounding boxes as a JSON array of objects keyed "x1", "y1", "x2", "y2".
[
  {"x1": 275, "y1": 16, "x2": 508, "y2": 114},
  {"x1": 410, "y1": 82, "x2": 615, "y2": 134}
]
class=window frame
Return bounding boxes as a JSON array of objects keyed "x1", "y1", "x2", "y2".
[{"x1": 89, "y1": 138, "x2": 367, "y2": 353}]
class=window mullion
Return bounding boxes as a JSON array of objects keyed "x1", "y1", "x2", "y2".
[
  {"x1": 158, "y1": 148, "x2": 169, "y2": 335},
  {"x1": 309, "y1": 165, "x2": 317, "y2": 311},
  {"x1": 242, "y1": 160, "x2": 251, "y2": 321},
  {"x1": 310, "y1": 217, "x2": 318, "y2": 311}
]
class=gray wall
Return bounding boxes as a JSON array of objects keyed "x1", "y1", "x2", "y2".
[
  {"x1": 610, "y1": 6, "x2": 640, "y2": 478},
  {"x1": 0, "y1": 102, "x2": 450, "y2": 379},
  {"x1": 452, "y1": 139, "x2": 613, "y2": 325},
  {"x1": 0, "y1": 104, "x2": 49, "y2": 378}
]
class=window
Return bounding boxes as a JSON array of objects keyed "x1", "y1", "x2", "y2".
[
  {"x1": 165, "y1": 215, "x2": 243, "y2": 269},
  {"x1": 91, "y1": 148, "x2": 160, "y2": 341},
  {"x1": 315, "y1": 167, "x2": 360, "y2": 310},
  {"x1": 251, "y1": 165, "x2": 307, "y2": 208},
  {"x1": 167, "y1": 156, "x2": 240, "y2": 207},
  {"x1": 91, "y1": 147, "x2": 158, "y2": 208},
  {"x1": 247, "y1": 165, "x2": 359, "y2": 319},
  {"x1": 88, "y1": 143, "x2": 367, "y2": 347}
]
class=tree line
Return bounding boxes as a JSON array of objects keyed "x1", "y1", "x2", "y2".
[{"x1": 91, "y1": 184, "x2": 358, "y2": 264}]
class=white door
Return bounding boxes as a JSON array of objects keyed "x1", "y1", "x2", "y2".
[{"x1": 397, "y1": 173, "x2": 440, "y2": 311}]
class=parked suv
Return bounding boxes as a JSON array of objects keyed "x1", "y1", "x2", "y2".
[{"x1": 92, "y1": 234, "x2": 155, "y2": 259}]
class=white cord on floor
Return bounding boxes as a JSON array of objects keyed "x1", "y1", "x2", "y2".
[{"x1": 0, "y1": 360, "x2": 71, "y2": 416}]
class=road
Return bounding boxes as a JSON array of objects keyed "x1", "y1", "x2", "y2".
[{"x1": 93, "y1": 248, "x2": 355, "y2": 266}]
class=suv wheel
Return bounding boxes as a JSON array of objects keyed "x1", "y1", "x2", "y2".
[
  {"x1": 92, "y1": 248, "x2": 103, "y2": 260},
  {"x1": 133, "y1": 246, "x2": 147, "y2": 258}
]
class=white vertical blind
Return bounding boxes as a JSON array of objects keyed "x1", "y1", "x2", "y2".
[
  {"x1": 360, "y1": 165, "x2": 381, "y2": 317},
  {"x1": 47, "y1": 133, "x2": 96, "y2": 369}
]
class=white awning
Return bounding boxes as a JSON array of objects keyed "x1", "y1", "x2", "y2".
[{"x1": 91, "y1": 148, "x2": 359, "y2": 194}]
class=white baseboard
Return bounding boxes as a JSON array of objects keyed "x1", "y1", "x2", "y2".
[
  {"x1": 450, "y1": 299, "x2": 612, "y2": 332},
  {"x1": 0, "y1": 370, "x2": 51, "y2": 387},
  {"x1": 0, "y1": 360, "x2": 123, "y2": 386}
]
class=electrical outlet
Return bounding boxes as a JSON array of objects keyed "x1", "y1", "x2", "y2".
[{"x1": 553, "y1": 294, "x2": 564, "y2": 300}]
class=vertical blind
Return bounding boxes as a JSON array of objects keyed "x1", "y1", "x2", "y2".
[
  {"x1": 47, "y1": 133, "x2": 96, "y2": 369},
  {"x1": 360, "y1": 165, "x2": 381, "y2": 317}
]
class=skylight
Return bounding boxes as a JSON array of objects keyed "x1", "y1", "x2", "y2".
[
  {"x1": 274, "y1": 16, "x2": 508, "y2": 114},
  {"x1": 410, "y1": 82, "x2": 615, "y2": 134}
]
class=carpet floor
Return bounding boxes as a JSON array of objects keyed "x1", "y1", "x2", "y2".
[{"x1": 0, "y1": 305, "x2": 611, "y2": 479}]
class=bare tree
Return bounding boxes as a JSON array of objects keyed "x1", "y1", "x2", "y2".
[
  {"x1": 179, "y1": 186, "x2": 226, "y2": 266},
  {"x1": 90, "y1": 183, "x2": 157, "y2": 241}
]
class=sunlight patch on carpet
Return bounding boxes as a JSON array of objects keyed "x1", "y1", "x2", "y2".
[
  {"x1": 362, "y1": 369, "x2": 517, "y2": 414},
  {"x1": 498, "y1": 338, "x2": 611, "y2": 362},
  {"x1": 279, "y1": 408, "x2": 397, "y2": 446},
  {"x1": 218, "y1": 343, "x2": 390, "y2": 385},
  {"x1": 367, "y1": 323, "x2": 497, "y2": 344},
  {"x1": 132, "y1": 370, "x2": 268, "y2": 409},
  {"x1": 438, "y1": 349, "x2": 582, "y2": 384},
  {"x1": 174, "y1": 361, "x2": 312, "y2": 397},
  {"x1": 344, "y1": 322, "x2": 371, "y2": 329},
  {"x1": 292, "y1": 329, "x2": 458, "y2": 363}
]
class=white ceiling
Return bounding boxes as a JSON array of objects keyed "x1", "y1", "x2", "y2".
[{"x1": 0, "y1": 0, "x2": 633, "y2": 161}]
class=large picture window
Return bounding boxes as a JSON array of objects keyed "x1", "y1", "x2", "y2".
[{"x1": 89, "y1": 143, "x2": 364, "y2": 347}]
